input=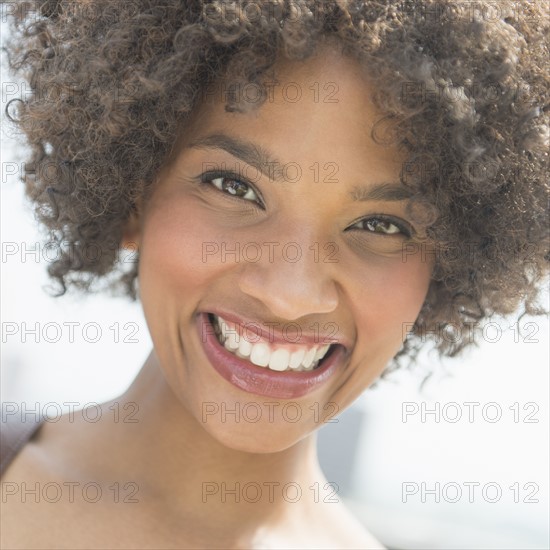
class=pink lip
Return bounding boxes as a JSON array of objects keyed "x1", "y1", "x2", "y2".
[
  {"x1": 207, "y1": 307, "x2": 350, "y2": 347},
  {"x1": 196, "y1": 312, "x2": 348, "y2": 399}
]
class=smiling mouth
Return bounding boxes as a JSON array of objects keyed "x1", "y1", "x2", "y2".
[{"x1": 208, "y1": 313, "x2": 336, "y2": 373}]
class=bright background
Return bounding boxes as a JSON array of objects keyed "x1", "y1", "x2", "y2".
[{"x1": 2, "y1": 20, "x2": 548, "y2": 550}]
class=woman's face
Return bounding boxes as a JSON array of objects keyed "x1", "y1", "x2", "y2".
[{"x1": 133, "y1": 45, "x2": 434, "y2": 452}]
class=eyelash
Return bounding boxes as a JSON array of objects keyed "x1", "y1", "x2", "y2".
[
  {"x1": 345, "y1": 215, "x2": 413, "y2": 238},
  {"x1": 198, "y1": 170, "x2": 412, "y2": 237},
  {"x1": 199, "y1": 170, "x2": 266, "y2": 209}
]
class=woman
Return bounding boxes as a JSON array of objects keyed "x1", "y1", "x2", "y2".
[{"x1": 2, "y1": 1, "x2": 548, "y2": 548}]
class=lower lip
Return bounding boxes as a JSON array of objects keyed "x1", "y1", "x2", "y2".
[{"x1": 196, "y1": 312, "x2": 347, "y2": 399}]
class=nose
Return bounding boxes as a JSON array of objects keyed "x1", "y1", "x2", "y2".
[{"x1": 237, "y1": 238, "x2": 339, "y2": 321}]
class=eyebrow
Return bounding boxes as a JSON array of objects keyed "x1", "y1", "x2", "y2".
[
  {"x1": 187, "y1": 133, "x2": 412, "y2": 202},
  {"x1": 186, "y1": 133, "x2": 287, "y2": 183},
  {"x1": 349, "y1": 183, "x2": 413, "y2": 202}
]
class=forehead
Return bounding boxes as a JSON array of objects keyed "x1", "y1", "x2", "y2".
[{"x1": 180, "y1": 44, "x2": 407, "y2": 182}]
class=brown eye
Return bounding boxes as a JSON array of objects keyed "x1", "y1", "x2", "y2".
[
  {"x1": 211, "y1": 176, "x2": 259, "y2": 202},
  {"x1": 348, "y1": 216, "x2": 409, "y2": 236},
  {"x1": 363, "y1": 218, "x2": 401, "y2": 235},
  {"x1": 220, "y1": 178, "x2": 247, "y2": 196}
]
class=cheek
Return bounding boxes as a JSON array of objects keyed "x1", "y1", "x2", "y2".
[
  {"x1": 353, "y1": 254, "x2": 432, "y2": 356},
  {"x1": 137, "y1": 196, "x2": 233, "y2": 298}
]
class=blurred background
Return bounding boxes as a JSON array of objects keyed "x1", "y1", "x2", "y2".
[{"x1": 2, "y1": 18, "x2": 548, "y2": 550}]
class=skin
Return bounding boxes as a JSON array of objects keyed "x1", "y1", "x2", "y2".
[{"x1": 1, "y1": 41, "x2": 434, "y2": 549}]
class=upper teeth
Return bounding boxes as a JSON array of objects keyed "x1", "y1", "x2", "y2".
[{"x1": 212, "y1": 314, "x2": 331, "y2": 372}]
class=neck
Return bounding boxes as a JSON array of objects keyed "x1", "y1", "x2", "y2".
[{"x1": 105, "y1": 350, "x2": 325, "y2": 542}]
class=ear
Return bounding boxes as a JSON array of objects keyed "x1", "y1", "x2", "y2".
[{"x1": 120, "y1": 200, "x2": 142, "y2": 250}]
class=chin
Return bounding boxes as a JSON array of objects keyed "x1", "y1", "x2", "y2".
[{"x1": 199, "y1": 416, "x2": 316, "y2": 455}]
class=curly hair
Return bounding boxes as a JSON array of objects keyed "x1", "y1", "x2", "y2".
[{"x1": 4, "y1": 0, "x2": 549, "y2": 365}]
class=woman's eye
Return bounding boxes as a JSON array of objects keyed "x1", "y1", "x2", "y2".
[
  {"x1": 209, "y1": 176, "x2": 260, "y2": 203},
  {"x1": 349, "y1": 217, "x2": 410, "y2": 237}
]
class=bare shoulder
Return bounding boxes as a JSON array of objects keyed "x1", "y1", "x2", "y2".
[
  {"x1": 322, "y1": 498, "x2": 386, "y2": 549},
  {"x1": 0, "y1": 411, "x2": 144, "y2": 549},
  {"x1": 0, "y1": 417, "x2": 88, "y2": 548},
  {"x1": 279, "y1": 496, "x2": 385, "y2": 549}
]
